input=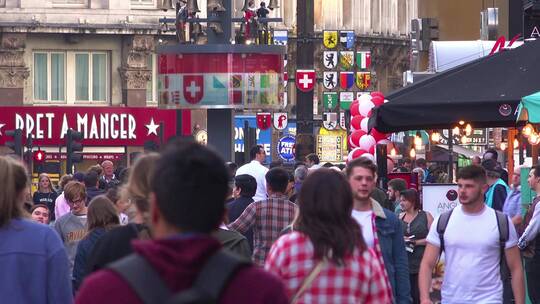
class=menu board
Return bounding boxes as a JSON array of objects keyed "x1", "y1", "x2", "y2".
[{"x1": 317, "y1": 135, "x2": 343, "y2": 162}]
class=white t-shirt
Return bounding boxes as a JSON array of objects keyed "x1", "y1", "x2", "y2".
[
  {"x1": 352, "y1": 210, "x2": 375, "y2": 249},
  {"x1": 235, "y1": 160, "x2": 269, "y2": 203},
  {"x1": 426, "y1": 205, "x2": 518, "y2": 303}
]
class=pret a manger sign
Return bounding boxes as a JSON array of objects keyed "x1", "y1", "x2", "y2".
[{"x1": 0, "y1": 107, "x2": 177, "y2": 146}]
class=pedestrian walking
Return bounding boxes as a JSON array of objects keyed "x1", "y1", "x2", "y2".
[
  {"x1": 228, "y1": 167, "x2": 298, "y2": 266},
  {"x1": 227, "y1": 174, "x2": 256, "y2": 249},
  {"x1": 518, "y1": 164, "x2": 540, "y2": 303},
  {"x1": 419, "y1": 165, "x2": 525, "y2": 304},
  {"x1": 346, "y1": 157, "x2": 411, "y2": 303},
  {"x1": 265, "y1": 169, "x2": 392, "y2": 303},
  {"x1": 76, "y1": 141, "x2": 288, "y2": 304},
  {"x1": 482, "y1": 159, "x2": 509, "y2": 211},
  {"x1": 73, "y1": 195, "x2": 120, "y2": 291},
  {"x1": 235, "y1": 145, "x2": 269, "y2": 202},
  {"x1": 0, "y1": 156, "x2": 72, "y2": 304},
  {"x1": 399, "y1": 189, "x2": 433, "y2": 304},
  {"x1": 388, "y1": 178, "x2": 407, "y2": 214},
  {"x1": 33, "y1": 173, "x2": 58, "y2": 222}
]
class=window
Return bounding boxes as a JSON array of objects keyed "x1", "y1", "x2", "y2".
[
  {"x1": 33, "y1": 52, "x2": 65, "y2": 102},
  {"x1": 75, "y1": 52, "x2": 108, "y2": 102},
  {"x1": 131, "y1": 0, "x2": 155, "y2": 7},
  {"x1": 52, "y1": 0, "x2": 87, "y2": 7},
  {"x1": 146, "y1": 54, "x2": 157, "y2": 103}
]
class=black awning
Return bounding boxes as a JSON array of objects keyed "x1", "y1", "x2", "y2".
[{"x1": 369, "y1": 39, "x2": 540, "y2": 133}]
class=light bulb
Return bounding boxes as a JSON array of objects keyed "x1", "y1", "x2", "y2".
[
  {"x1": 529, "y1": 133, "x2": 540, "y2": 145},
  {"x1": 500, "y1": 142, "x2": 507, "y2": 150},
  {"x1": 431, "y1": 132, "x2": 440, "y2": 142},
  {"x1": 390, "y1": 148, "x2": 397, "y2": 156},
  {"x1": 513, "y1": 139, "x2": 519, "y2": 149},
  {"x1": 465, "y1": 124, "x2": 472, "y2": 136},
  {"x1": 461, "y1": 135, "x2": 468, "y2": 144},
  {"x1": 414, "y1": 136, "x2": 422, "y2": 147},
  {"x1": 453, "y1": 126, "x2": 460, "y2": 135},
  {"x1": 410, "y1": 148, "x2": 416, "y2": 158},
  {"x1": 458, "y1": 120, "x2": 465, "y2": 125},
  {"x1": 523, "y1": 124, "x2": 534, "y2": 138}
]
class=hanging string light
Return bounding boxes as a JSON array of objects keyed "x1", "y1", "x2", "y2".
[
  {"x1": 390, "y1": 148, "x2": 397, "y2": 156},
  {"x1": 522, "y1": 123, "x2": 534, "y2": 138},
  {"x1": 431, "y1": 131, "x2": 440, "y2": 143},
  {"x1": 410, "y1": 148, "x2": 416, "y2": 158}
]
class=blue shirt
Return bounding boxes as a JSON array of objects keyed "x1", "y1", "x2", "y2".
[
  {"x1": 503, "y1": 189, "x2": 522, "y2": 218},
  {"x1": 0, "y1": 219, "x2": 73, "y2": 304}
]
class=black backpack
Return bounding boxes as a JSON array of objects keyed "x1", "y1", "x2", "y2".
[
  {"x1": 437, "y1": 208, "x2": 509, "y2": 275},
  {"x1": 107, "y1": 249, "x2": 250, "y2": 304}
]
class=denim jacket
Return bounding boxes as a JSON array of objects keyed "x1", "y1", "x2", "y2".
[{"x1": 372, "y1": 199, "x2": 411, "y2": 304}]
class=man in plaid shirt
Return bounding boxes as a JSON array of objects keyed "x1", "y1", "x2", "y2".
[{"x1": 229, "y1": 167, "x2": 297, "y2": 266}]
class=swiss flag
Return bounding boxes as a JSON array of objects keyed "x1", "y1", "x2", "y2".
[
  {"x1": 295, "y1": 69, "x2": 315, "y2": 92},
  {"x1": 183, "y1": 75, "x2": 204, "y2": 104},
  {"x1": 257, "y1": 113, "x2": 272, "y2": 130}
]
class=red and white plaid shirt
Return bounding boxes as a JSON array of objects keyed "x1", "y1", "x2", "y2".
[
  {"x1": 265, "y1": 232, "x2": 392, "y2": 304},
  {"x1": 228, "y1": 194, "x2": 297, "y2": 266}
]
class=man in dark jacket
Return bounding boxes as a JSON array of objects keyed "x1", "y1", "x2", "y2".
[
  {"x1": 227, "y1": 174, "x2": 256, "y2": 249},
  {"x1": 84, "y1": 171, "x2": 105, "y2": 203},
  {"x1": 76, "y1": 141, "x2": 288, "y2": 304}
]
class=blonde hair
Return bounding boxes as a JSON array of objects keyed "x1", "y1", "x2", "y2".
[
  {"x1": 38, "y1": 173, "x2": 54, "y2": 193},
  {"x1": 0, "y1": 157, "x2": 29, "y2": 228},
  {"x1": 121, "y1": 153, "x2": 160, "y2": 217}
]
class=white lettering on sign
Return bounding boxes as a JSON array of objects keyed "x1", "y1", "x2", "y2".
[
  {"x1": 279, "y1": 141, "x2": 294, "y2": 154},
  {"x1": 12, "y1": 112, "x2": 139, "y2": 141},
  {"x1": 531, "y1": 26, "x2": 540, "y2": 38}
]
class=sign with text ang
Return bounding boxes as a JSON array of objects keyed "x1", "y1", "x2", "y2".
[{"x1": 0, "y1": 107, "x2": 177, "y2": 146}]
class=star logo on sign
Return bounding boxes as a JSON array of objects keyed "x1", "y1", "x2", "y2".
[
  {"x1": 145, "y1": 118, "x2": 159, "y2": 136},
  {"x1": 0, "y1": 123, "x2": 5, "y2": 136}
]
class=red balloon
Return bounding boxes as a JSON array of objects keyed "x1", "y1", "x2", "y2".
[
  {"x1": 350, "y1": 130, "x2": 366, "y2": 147},
  {"x1": 350, "y1": 100, "x2": 359, "y2": 116},
  {"x1": 348, "y1": 148, "x2": 367, "y2": 161},
  {"x1": 348, "y1": 135, "x2": 358, "y2": 148},
  {"x1": 371, "y1": 91, "x2": 384, "y2": 99},
  {"x1": 371, "y1": 95, "x2": 384, "y2": 106},
  {"x1": 371, "y1": 128, "x2": 388, "y2": 141},
  {"x1": 368, "y1": 145, "x2": 376, "y2": 154},
  {"x1": 350, "y1": 116, "x2": 363, "y2": 130}
]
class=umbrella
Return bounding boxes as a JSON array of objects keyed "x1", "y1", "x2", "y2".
[
  {"x1": 517, "y1": 91, "x2": 540, "y2": 123},
  {"x1": 369, "y1": 39, "x2": 540, "y2": 133}
]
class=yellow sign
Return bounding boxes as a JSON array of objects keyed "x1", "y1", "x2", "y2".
[
  {"x1": 317, "y1": 135, "x2": 343, "y2": 163},
  {"x1": 323, "y1": 31, "x2": 338, "y2": 49}
]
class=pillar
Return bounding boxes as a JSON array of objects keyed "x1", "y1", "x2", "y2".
[{"x1": 0, "y1": 33, "x2": 29, "y2": 105}]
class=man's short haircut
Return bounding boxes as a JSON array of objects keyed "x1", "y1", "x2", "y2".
[
  {"x1": 457, "y1": 165, "x2": 487, "y2": 184},
  {"x1": 483, "y1": 148, "x2": 498, "y2": 161},
  {"x1": 306, "y1": 153, "x2": 320, "y2": 165},
  {"x1": 265, "y1": 167, "x2": 290, "y2": 193},
  {"x1": 234, "y1": 174, "x2": 257, "y2": 198},
  {"x1": 249, "y1": 145, "x2": 264, "y2": 160},
  {"x1": 346, "y1": 157, "x2": 377, "y2": 177},
  {"x1": 152, "y1": 141, "x2": 229, "y2": 233},
  {"x1": 84, "y1": 171, "x2": 99, "y2": 188},
  {"x1": 64, "y1": 181, "x2": 87, "y2": 202},
  {"x1": 269, "y1": 160, "x2": 283, "y2": 169},
  {"x1": 415, "y1": 158, "x2": 426, "y2": 167},
  {"x1": 388, "y1": 178, "x2": 407, "y2": 192},
  {"x1": 532, "y1": 164, "x2": 540, "y2": 178},
  {"x1": 481, "y1": 159, "x2": 501, "y2": 178}
]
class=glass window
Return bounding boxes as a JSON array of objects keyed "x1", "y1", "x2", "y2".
[
  {"x1": 51, "y1": 53, "x2": 65, "y2": 101},
  {"x1": 92, "y1": 53, "x2": 106, "y2": 101},
  {"x1": 34, "y1": 53, "x2": 48, "y2": 100},
  {"x1": 76, "y1": 54, "x2": 89, "y2": 101}
]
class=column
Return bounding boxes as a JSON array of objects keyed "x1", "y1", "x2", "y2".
[
  {"x1": 118, "y1": 35, "x2": 154, "y2": 107},
  {"x1": 0, "y1": 33, "x2": 29, "y2": 105}
]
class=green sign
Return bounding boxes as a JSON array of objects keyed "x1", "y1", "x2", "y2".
[{"x1": 323, "y1": 92, "x2": 338, "y2": 110}]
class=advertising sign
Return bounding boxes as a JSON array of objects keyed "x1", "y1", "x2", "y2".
[
  {"x1": 158, "y1": 53, "x2": 284, "y2": 108},
  {"x1": 317, "y1": 135, "x2": 342, "y2": 162},
  {"x1": 422, "y1": 184, "x2": 459, "y2": 218},
  {"x1": 0, "y1": 107, "x2": 177, "y2": 146},
  {"x1": 277, "y1": 135, "x2": 295, "y2": 161}
]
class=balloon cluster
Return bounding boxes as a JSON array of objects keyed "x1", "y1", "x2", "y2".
[{"x1": 347, "y1": 92, "x2": 390, "y2": 162}]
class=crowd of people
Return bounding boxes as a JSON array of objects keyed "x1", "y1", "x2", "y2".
[{"x1": 0, "y1": 141, "x2": 539, "y2": 304}]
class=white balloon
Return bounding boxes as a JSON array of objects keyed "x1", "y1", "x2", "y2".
[
  {"x1": 359, "y1": 93, "x2": 372, "y2": 104},
  {"x1": 384, "y1": 99, "x2": 389, "y2": 103},
  {"x1": 359, "y1": 100, "x2": 375, "y2": 117},
  {"x1": 359, "y1": 135, "x2": 376, "y2": 151},
  {"x1": 361, "y1": 153, "x2": 375, "y2": 162},
  {"x1": 360, "y1": 117, "x2": 370, "y2": 133}
]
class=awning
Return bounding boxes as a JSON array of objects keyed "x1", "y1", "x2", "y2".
[
  {"x1": 517, "y1": 91, "x2": 540, "y2": 123},
  {"x1": 369, "y1": 39, "x2": 540, "y2": 133},
  {"x1": 435, "y1": 145, "x2": 482, "y2": 158}
]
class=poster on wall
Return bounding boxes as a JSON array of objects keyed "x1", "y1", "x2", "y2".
[{"x1": 422, "y1": 184, "x2": 459, "y2": 219}]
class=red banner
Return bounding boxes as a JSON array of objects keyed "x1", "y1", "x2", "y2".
[
  {"x1": 0, "y1": 107, "x2": 177, "y2": 146},
  {"x1": 159, "y1": 53, "x2": 283, "y2": 74}
]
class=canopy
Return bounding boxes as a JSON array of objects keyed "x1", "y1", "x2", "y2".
[
  {"x1": 517, "y1": 91, "x2": 540, "y2": 123},
  {"x1": 369, "y1": 39, "x2": 540, "y2": 133}
]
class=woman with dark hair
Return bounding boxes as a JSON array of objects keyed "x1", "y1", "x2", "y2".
[
  {"x1": 265, "y1": 168, "x2": 391, "y2": 303},
  {"x1": 399, "y1": 188, "x2": 433, "y2": 304},
  {"x1": 73, "y1": 195, "x2": 119, "y2": 291}
]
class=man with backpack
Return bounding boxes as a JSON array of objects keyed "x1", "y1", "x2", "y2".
[
  {"x1": 418, "y1": 165, "x2": 525, "y2": 304},
  {"x1": 76, "y1": 141, "x2": 288, "y2": 304}
]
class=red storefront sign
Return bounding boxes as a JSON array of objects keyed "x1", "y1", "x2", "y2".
[
  {"x1": 0, "y1": 107, "x2": 178, "y2": 146},
  {"x1": 45, "y1": 153, "x2": 125, "y2": 161}
]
